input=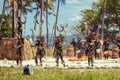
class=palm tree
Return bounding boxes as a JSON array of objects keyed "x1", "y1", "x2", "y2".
[
  {"x1": 100, "y1": 0, "x2": 106, "y2": 59},
  {"x1": 31, "y1": 0, "x2": 54, "y2": 47},
  {"x1": 53, "y1": 0, "x2": 66, "y2": 36},
  {"x1": 93, "y1": 0, "x2": 120, "y2": 58},
  {"x1": 39, "y1": 0, "x2": 44, "y2": 37},
  {"x1": 45, "y1": 0, "x2": 49, "y2": 47},
  {"x1": 16, "y1": 0, "x2": 33, "y2": 35},
  {"x1": 11, "y1": 0, "x2": 16, "y2": 38},
  {"x1": 31, "y1": 0, "x2": 44, "y2": 37},
  {"x1": 44, "y1": 0, "x2": 54, "y2": 47},
  {"x1": 53, "y1": 0, "x2": 60, "y2": 36}
]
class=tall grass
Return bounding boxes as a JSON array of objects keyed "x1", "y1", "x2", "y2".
[{"x1": 0, "y1": 67, "x2": 120, "y2": 80}]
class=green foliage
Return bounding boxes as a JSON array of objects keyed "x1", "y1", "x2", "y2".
[
  {"x1": 0, "y1": 14, "x2": 12, "y2": 38},
  {"x1": 0, "y1": 67, "x2": 120, "y2": 80},
  {"x1": 72, "y1": 0, "x2": 120, "y2": 43},
  {"x1": 81, "y1": 9, "x2": 100, "y2": 25}
]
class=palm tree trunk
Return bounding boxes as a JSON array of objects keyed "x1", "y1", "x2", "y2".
[
  {"x1": 54, "y1": 0, "x2": 60, "y2": 36},
  {"x1": 39, "y1": 0, "x2": 44, "y2": 37},
  {"x1": 100, "y1": 0, "x2": 106, "y2": 59},
  {"x1": 46, "y1": 0, "x2": 49, "y2": 48},
  {"x1": 0, "y1": 0, "x2": 6, "y2": 30},
  {"x1": 12, "y1": 0, "x2": 15, "y2": 38}
]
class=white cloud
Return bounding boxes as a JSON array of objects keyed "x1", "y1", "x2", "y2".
[{"x1": 68, "y1": 16, "x2": 82, "y2": 21}]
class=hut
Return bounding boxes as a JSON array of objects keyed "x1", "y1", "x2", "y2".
[{"x1": 0, "y1": 38, "x2": 36, "y2": 60}]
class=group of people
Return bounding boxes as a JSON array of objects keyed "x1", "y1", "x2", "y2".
[
  {"x1": 34, "y1": 34, "x2": 66, "y2": 67},
  {"x1": 13, "y1": 16, "x2": 66, "y2": 67},
  {"x1": 71, "y1": 37, "x2": 111, "y2": 67},
  {"x1": 14, "y1": 16, "x2": 120, "y2": 67},
  {"x1": 14, "y1": 34, "x2": 65, "y2": 67}
]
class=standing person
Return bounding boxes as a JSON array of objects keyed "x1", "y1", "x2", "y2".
[
  {"x1": 103, "y1": 39, "x2": 109, "y2": 60},
  {"x1": 87, "y1": 43, "x2": 94, "y2": 67},
  {"x1": 103, "y1": 39, "x2": 109, "y2": 51},
  {"x1": 17, "y1": 17, "x2": 26, "y2": 36},
  {"x1": 76, "y1": 38, "x2": 82, "y2": 59},
  {"x1": 80, "y1": 42, "x2": 87, "y2": 57},
  {"x1": 16, "y1": 36, "x2": 24, "y2": 66},
  {"x1": 71, "y1": 38, "x2": 77, "y2": 57},
  {"x1": 35, "y1": 36, "x2": 46, "y2": 66},
  {"x1": 76, "y1": 38, "x2": 82, "y2": 49},
  {"x1": 96, "y1": 47, "x2": 101, "y2": 59},
  {"x1": 94, "y1": 40, "x2": 100, "y2": 59},
  {"x1": 54, "y1": 35, "x2": 65, "y2": 67}
]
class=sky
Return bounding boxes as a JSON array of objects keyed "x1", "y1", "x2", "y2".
[{"x1": 0, "y1": 0, "x2": 99, "y2": 37}]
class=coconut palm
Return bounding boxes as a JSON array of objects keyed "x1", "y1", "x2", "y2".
[
  {"x1": 16, "y1": 0, "x2": 33, "y2": 17},
  {"x1": 31, "y1": 0, "x2": 54, "y2": 47},
  {"x1": 45, "y1": 0, "x2": 55, "y2": 47},
  {"x1": 30, "y1": 0, "x2": 44, "y2": 37},
  {"x1": 73, "y1": 0, "x2": 120, "y2": 59},
  {"x1": 52, "y1": 0, "x2": 66, "y2": 36},
  {"x1": 16, "y1": 0, "x2": 33, "y2": 36},
  {"x1": 45, "y1": 0, "x2": 49, "y2": 47}
]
